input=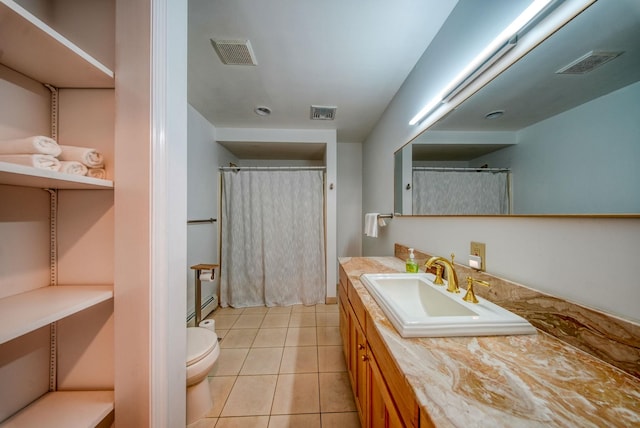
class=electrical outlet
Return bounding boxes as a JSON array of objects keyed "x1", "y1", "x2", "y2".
[{"x1": 470, "y1": 241, "x2": 486, "y2": 271}]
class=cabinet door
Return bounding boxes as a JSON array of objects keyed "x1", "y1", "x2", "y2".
[
  {"x1": 348, "y1": 305, "x2": 368, "y2": 425},
  {"x1": 367, "y1": 348, "x2": 405, "y2": 428},
  {"x1": 339, "y1": 284, "x2": 349, "y2": 360}
]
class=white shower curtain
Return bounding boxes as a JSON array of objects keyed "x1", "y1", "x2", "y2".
[
  {"x1": 413, "y1": 170, "x2": 509, "y2": 215},
  {"x1": 220, "y1": 170, "x2": 326, "y2": 307}
]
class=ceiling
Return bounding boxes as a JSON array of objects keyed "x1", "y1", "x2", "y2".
[{"x1": 187, "y1": 0, "x2": 459, "y2": 153}]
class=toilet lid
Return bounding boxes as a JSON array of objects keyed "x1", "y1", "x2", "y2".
[{"x1": 187, "y1": 327, "x2": 218, "y2": 366}]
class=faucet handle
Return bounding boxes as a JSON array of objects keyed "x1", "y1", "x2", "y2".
[
  {"x1": 450, "y1": 253, "x2": 455, "y2": 264},
  {"x1": 463, "y1": 276, "x2": 490, "y2": 304}
]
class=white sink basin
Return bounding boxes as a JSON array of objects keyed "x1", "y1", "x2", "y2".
[{"x1": 359, "y1": 273, "x2": 536, "y2": 337}]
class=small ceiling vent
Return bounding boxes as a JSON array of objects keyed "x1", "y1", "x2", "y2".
[
  {"x1": 210, "y1": 39, "x2": 258, "y2": 65},
  {"x1": 556, "y1": 50, "x2": 623, "y2": 75},
  {"x1": 310, "y1": 105, "x2": 337, "y2": 120}
]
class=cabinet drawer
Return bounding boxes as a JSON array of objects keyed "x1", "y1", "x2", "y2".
[
  {"x1": 339, "y1": 265, "x2": 348, "y2": 295},
  {"x1": 348, "y1": 281, "x2": 367, "y2": 331}
]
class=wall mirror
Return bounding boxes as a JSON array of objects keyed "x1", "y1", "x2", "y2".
[{"x1": 394, "y1": 0, "x2": 640, "y2": 216}]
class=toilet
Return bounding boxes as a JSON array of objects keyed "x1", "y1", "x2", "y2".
[{"x1": 186, "y1": 326, "x2": 220, "y2": 424}]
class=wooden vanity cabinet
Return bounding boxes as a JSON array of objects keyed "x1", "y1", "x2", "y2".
[{"x1": 339, "y1": 266, "x2": 419, "y2": 428}]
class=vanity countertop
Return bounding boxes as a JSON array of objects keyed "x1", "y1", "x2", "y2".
[{"x1": 339, "y1": 256, "x2": 640, "y2": 428}]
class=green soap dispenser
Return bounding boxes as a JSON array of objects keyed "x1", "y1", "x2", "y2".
[{"x1": 406, "y1": 248, "x2": 419, "y2": 273}]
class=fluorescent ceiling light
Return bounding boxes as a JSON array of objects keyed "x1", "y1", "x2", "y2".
[{"x1": 409, "y1": 0, "x2": 553, "y2": 126}]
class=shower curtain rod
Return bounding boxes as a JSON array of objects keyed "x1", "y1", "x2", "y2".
[
  {"x1": 219, "y1": 166, "x2": 326, "y2": 171},
  {"x1": 413, "y1": 166, "x2": 510, "y2": 172}
]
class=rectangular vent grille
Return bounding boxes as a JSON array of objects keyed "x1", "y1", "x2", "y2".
[
  {"x1": 310, "y1": 105, "x2": 337, "y2": 120},
  {"x1": 211, "y1": 39, "x2": 258, "y2": 65},
  {"x1": 556, "y1": 50, "x2": 622, "y2": 74}
]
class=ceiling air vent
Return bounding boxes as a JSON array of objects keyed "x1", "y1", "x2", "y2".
[
  {"x1": 310, "y1": 105, "x2": 337, "y2": 120},
  {"x1": 556, "y1": 50, "x2": 623, "y2": 75},
  {"x1": 210, "y1": 39, "x2": 258, "y2": 65}
]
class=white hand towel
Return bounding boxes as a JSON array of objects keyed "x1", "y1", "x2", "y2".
[
  {"x1": 87, "y1": 168, "x2": 106, "y2": 179},
  {"x1": 364, "y1": 213, "x2": 379, "y2": 237},
  {"x1": 0, "y1": 154, "x2": 61, "y2": 171},
  {"x1": 0, "y1": 136, "x2": 62, "y2": 156},
  {"x1": 59, "y1": 145, "x2": 104, "y2": 167},
  {"x1": 59, "y1": 161, "x2": 88, "y2": 176}
]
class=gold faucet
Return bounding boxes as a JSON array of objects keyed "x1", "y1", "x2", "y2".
[{"x1": 425, "y1": 253, "x2": 459, "y2": 293}]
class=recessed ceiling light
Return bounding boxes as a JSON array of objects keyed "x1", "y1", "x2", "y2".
[
  {"x1": 485, "y1": 110, "x2": 505, "y2": 120},
  {"x1": 254, "y1": 106, "x2": 271, "y2": 116}
]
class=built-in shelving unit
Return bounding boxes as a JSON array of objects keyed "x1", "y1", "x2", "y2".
[
  {"x1": 0, "y1": 391, "x2": 114, "y2": 428},
  {"x1": 0, "y1": 0, "x2": 116, "y2": 425},
  {"x1": 0, "y1": 285, "x2": 113, "y2": 344},
  {"x1": 0, "y1": 162, "x2": 113, "y2": 190},
  {"x1": 0, "y1": 0, "x2": 114, "y2": 88}
]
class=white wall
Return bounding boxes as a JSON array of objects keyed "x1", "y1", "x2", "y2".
[
  {"x1": 362, "y1": 0, "x2": 640, "y2": 323},
  {"x1": 337, "y1": 142, "x2": 363, "y2": 258}
]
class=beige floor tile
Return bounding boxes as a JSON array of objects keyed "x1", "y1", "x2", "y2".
[
  {"x1": 261, "y1": 314, "x2": 291, "y2": 328},
  {"x1": 291, "y1": 304, "x2": 316, "y2": 314},
  {"x1": 271, "y1": 373, "x2": 320, "y2": 415},
  {"x1": 215, "y1": 329, "x2": 229, "y2": 340},
  {"x1": 315, "y1": 303, "x2": 338, "y2": 313},
  {"x1": 210, "y1": 348, "x2": 249, "y2": 376},
  {"x1": 252, "y1": 328, "x2": 287, "y2": 347},
  {"x1": 285, "y1": 327, "x2": 317, "y2": 347},
  {"x1": 213, "y1": 307, "x2": 245, "y2": 316},
  {"x1": 220, "y1": 329, "x2": 258, "y2": 348},
  {"x1": 279, "y1": 346, "x2": 318, "y2": 374},
  {"x1": 268, "y1": 413, "x2": 320, "y2": 428},
  {"x1": 288, "y1": 312, "x2": 316, "y2": 327},
  {"x1": 316, "y1": 326, "x2": 342, "y2": 346},
  {"x1": 319, "y1": 372, "x2": 357, "y2": 413},
  {"x1": 242, "y1": 306, "x2": 269, "y2": 315},
  {"x1": 221, "y1": 375, "x2": 277, "y2": 417},
  {"x1": 211, "y1": 314, "x2": 240, "y2": 330},
  {"x1": 187, "y1": 417, "x2": 217, "y2": 428},
  {"x1": 206, "y1": 376, "x2": 236, "y2": 417},
  {"x1": 268, "y1": 306, "x2": 293, "y2": 314},
  {"x1": 320, "y1": 412, "x2": 360, "y2": 427},
  {"x1": 318, "y1": 346, "x2": 347, "y2": 372},
  {"x1": 240, "y1": 347, "x2": 284, "y2": 375},
  {"x1": 233, "y1": 314, "x2": 266, "y2": 329},
  {"x1": 215, "y1": 416, "x2": 269, "y2": 428},
  {"x1": 316, "y1": 312, "x2": 339, "y2": 327}
]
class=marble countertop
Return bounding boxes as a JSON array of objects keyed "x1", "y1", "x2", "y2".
[{"x1": 339, "y1": 257, "x2": 640, "y2": 428}]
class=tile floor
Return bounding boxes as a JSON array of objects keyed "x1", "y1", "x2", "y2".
[{"x1": 189, "y1": 304, "x2": 360, "y2": 428}]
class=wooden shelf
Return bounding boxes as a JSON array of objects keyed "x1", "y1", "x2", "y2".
[
  {"x1": 0, "y1": 391, "x2": 114, "y2": 427},
  {"x1": 0, "y1": 0, "x2": 114, "y2": 88},
  {"x1": 0, "y1": 285, "x2": 113, "y2": 344},
  {"x1": 0, "y1": 162, "x2": 113, "y2": 190}
]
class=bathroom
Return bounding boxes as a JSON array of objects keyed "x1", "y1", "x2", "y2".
[{"x1": 0, "y1": 0, "x2": 638, "y2": 427}]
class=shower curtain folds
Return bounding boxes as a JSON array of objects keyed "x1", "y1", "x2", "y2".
[{"x1": 220, "y1": 169, "x2": 326, "y2": 308}]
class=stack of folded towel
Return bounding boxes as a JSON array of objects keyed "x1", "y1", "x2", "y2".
[{"x1": 0, "y1": 136, "x2": 106, "y2": 178}]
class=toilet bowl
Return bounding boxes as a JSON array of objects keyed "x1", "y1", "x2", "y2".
[{"x1": 186, "y1": 326, "x2": 220, "y2": 424}]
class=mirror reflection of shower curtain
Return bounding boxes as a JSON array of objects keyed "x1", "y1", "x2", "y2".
[
  {"x1": 220, "y1": 170, "x2": 326, "y2": 307},
  {"x1": 412, "y1": 170, "x2": 510, "y2": 215}
]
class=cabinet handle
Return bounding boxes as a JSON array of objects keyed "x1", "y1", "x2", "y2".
[
  {"x1": 361, "y1": 355, "x2": 369, "y2": 362},
  {"x1": 358, "y1": 344, "x2": 365, "y2": 350}
]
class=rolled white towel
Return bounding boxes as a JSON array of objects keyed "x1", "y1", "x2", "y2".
[
  {"x1": 0, "y1": 136, "x2": 62, "y2": 156},
  {"x1": 87, "y1": 168, "x2": 106, "y2": 179},
  {"x1": 0, "y1": 154, "x2": 61, "y2": 171},
  {"x1": 59, "y1": 161, "x2": 88, "y2": 176},
  {"x1": 59, "y1": 145, "x2": 104, "y2": 167}
]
